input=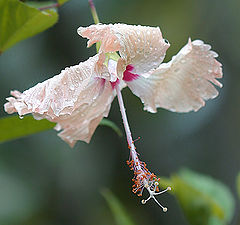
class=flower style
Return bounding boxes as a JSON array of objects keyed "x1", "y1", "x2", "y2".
[{"x1": 4, "y1": 23, "x2": 222, "y2": 210}]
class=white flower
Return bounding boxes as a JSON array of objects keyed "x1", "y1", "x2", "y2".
[{"x1": 4, "y1": 24, "x2": 222, "y2": 147}]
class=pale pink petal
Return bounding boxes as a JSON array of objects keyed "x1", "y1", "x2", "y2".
[
  {"x1": 126, "y1": 39, "x2": 223, "y2": 113},
  {"x1": 78, "y1": 24, "x2": 170, "y2": 78},
  {"x1": 52, "y1": 80, "x2": 114, "y2": 146},
  {"x1": 4, "y1": 54, "x2": 115, "y2": 146}
]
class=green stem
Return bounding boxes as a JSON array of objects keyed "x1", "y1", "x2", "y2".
[
  {"x1": 88, "y1": 0, "x2": 100, "y2": 24},
  {"x1": 88, "y1": 0, "x2": 100, "y2": 52}
]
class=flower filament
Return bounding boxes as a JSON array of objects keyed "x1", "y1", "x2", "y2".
[{"x1": 116, "y1": 84, "x2": 171, "y2": 211}]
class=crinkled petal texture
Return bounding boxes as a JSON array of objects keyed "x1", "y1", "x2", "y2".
[
  {"x1": 4, "y1": 54, "x2": 115, "y2": 146},
  {"x1": 126, "y1": 39, "x2": 223, "y2": 113},
  {"x1": 78, "y1": 23, "x2": 170, "y2": 78}
]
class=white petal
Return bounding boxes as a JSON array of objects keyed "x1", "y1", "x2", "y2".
[
  {"x1": 54, "y1": 80, "x2": 114, "y2": 146},
  {"x1": 78, "y1": 23, "x2": 170, "y2": 78},
  {"x1": 126, "y1": 39, "x2": 223, "y2": 113},
  {"x1": 4, "y1": 54, "x2": 115, "y2": 146}
]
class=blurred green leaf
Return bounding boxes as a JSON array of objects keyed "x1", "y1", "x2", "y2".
[
  {"x1": 102, "y1": 189, "x2": 136, "y2": 225},
  {"x1": 25, "y1": 1, "x2": 56, "y2": 9},
  {"x1": 163, "y1": 169, "x2": 235, "y2": 225},
  {"x1": 0, "y1": 0, "x2": 58, "y2": 54},
  {"x1": 0, "y1": 115, "x2": 121, "y2": 143},
  {"x1": 0, "y1": 115, "x2": 55, "y2": 143},
  {"x1": 237, "y1": 172, "x2": 240, "y2": 199},
  {"x1": 26, "y1": 0, "x2": 70, "y2": 9},
  {"x1": 100, "y1": 118, "x2": 122, "y2": 137},
  {"x1": 57, "y1": 0, "x2": 70, "y2": 5}
]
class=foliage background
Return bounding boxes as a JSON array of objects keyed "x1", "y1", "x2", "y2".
[{"x1": 0, "y1": 0, "x2": 239, "y2": 224}]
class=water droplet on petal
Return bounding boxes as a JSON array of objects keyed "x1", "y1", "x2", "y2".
[
  {"x1": 75, "y1": 68, "x2": 80, "y2": 74},
  {"x1": 208, "y1": 69, "x2": 213, "y2": 73}
]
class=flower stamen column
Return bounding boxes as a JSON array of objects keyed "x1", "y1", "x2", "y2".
[{"x1": 116, "y1": 84, "x2": 171, "y2": 211}]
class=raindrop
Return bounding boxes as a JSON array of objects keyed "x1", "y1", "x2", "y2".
[
  {"x1": 70, "y1": 85, "x2": 75, "y2": 91},
  {"x1": 73, "y1": 82, "x2": 79, "y2": 88},
  {"x1": 164, "y1": 39, "x2": 169, "y2": 44},
  {"x1": 208, "y1": 69, "x2": 213, "y2": 73}
]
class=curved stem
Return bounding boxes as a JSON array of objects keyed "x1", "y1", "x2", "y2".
[
  {"x1": 88, "y1": 0, "x2": 100, "y2": 52},
  {"x1": 88, "y1": 0, "x2": 100, "y2": 24}
]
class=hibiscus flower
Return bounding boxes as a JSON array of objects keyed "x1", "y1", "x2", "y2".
[{"x1": 4, "y1": 23, "x2": 222, "y2": 148}]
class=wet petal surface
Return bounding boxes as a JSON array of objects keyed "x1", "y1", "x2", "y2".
[
  {"x1": 126, "y1": 39, "x2": 222, "y2": 113},
  {"x1": 4, "y1": 55, "x2": 115, "y2": 146},
  {"x1": 78, "y1": 23, "x2": 170, "y2": 78}
]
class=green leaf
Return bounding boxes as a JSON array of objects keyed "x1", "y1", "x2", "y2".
[
  {"x1": 0, "y1": 0, "x2": 58, "y2": 54},
  {"x1": 57, "y1": 0, "x2": 70, "y2": 6},
  {"x1": 100, "y1": 118, "x2": 122, "y2": 137},
  {"x1": 101, "y1": 189, "x2": 136, "y2": 225},
  {"x1": 25, "y1": 1, "x2": 56, "y2": 9},
  {"x1": 237, "y1": 172, "x2": 240, "y2": 199},
  {"x1": 0, "y1": 115, "x2": 121, "y2": 143},
  {"x1": 163, "y1": 169, "x2": 235, "y2": 225},
  {"x1": 0, "y1": 115, "x2": 55, "y2": 143}
]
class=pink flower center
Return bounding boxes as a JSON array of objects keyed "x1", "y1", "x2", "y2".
[
  {"x1": 123, "y1": 65, "x2": 139, "y2": 82},
  {"x1": 110, "y1": 65, "x2": 139, "y2": 89},
  {"x1": 110, "y1": 79, "x2": 120, "y2": 89}
]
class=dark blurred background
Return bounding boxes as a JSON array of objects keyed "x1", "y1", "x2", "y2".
[{"x1": 0, "y1": 0, "x2": 240, "y2": 224}]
